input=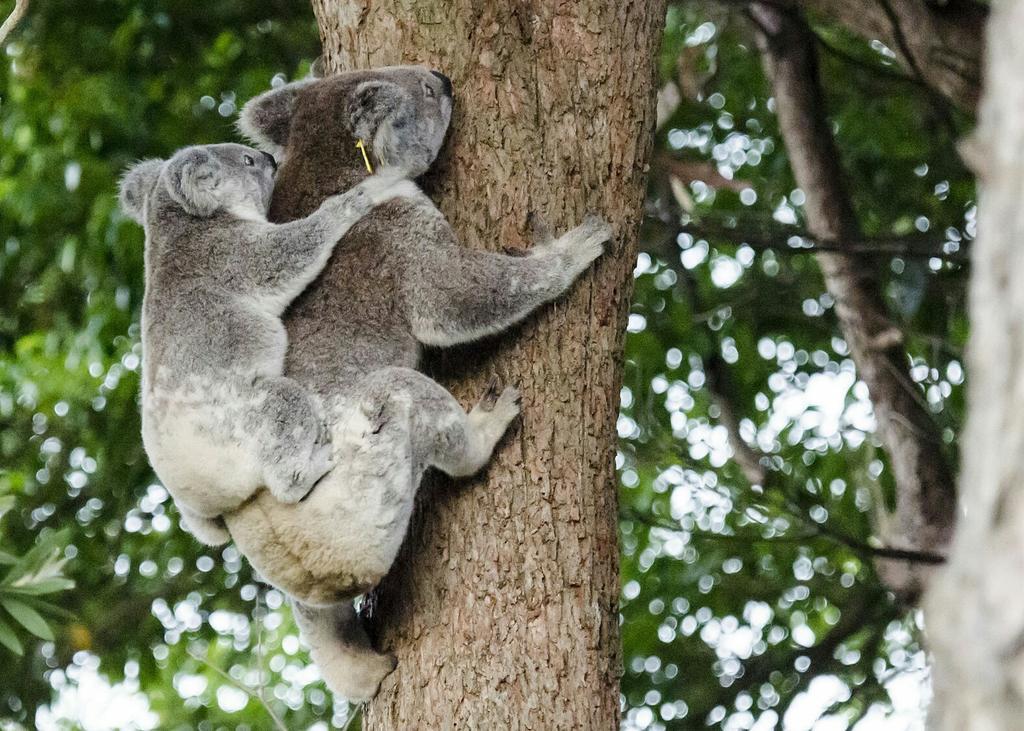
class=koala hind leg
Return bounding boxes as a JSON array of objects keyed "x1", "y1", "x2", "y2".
[
  {"x1": 363, "y1": 368, "x2": 519, "y2": 479},
  {"x1": 292, "y1": 600, "x2": 396, "y2": 703},
  {"x1": 441, "y1": 376, "x2": 521, "y2": 477},
  {"x1": 247, "y1": 376, "x2": 333, "y2": 503}
]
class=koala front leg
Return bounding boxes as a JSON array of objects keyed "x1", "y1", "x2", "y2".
[
  {"x1": 407, "y1": 214, "x2": 612, "y2": 347},
  {"x1": 240, "y1": 170, "x2": 421, "y2": 310}
]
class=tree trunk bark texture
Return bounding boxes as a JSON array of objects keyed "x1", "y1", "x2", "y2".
[
  {"x1": 924, "y1": 1, "x2": 1024, "y2": 727},
  {"x1": 310, "y1": 1, "x2": 666, "y2": 728},
  {"x1": 752, "y1": 4, "x2": 957, "y2": 601}
]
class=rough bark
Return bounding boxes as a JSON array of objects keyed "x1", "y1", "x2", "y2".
[
  {"x1": 783, "y1": 0, "x2": 986, "y2": 113},
  {"x1": 924, "y1": 1, "x2": 1024, "y2": 726},
  {"x1": 751, "y1": 4, "x2": 957, "y2": 600},
  {"x1": 310, "y1": 1, "x2": 666, "y2": 727}
]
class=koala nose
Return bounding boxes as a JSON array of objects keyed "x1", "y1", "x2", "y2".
[
  {"x1": 261, "y1": 151, "x2": 278, "y2": 171},
  {"x1": 430, "y1": 70, "x2": 453, "y2": 98}
]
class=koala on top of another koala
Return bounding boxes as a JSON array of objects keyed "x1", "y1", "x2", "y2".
[
  {"x1": 190, "y1": 65, "x2": 613, "y2": 703},
  {"x1": 118, "y1": 143, "x2": 417, "y2": 542}
]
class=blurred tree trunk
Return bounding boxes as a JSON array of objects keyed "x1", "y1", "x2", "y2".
[
  {"x1": 311, "y1": 0, "x2": 666, "y2": 726},
  {"x1": 925, "y1": 1, "x2": 1024, "y2": 727},
  {"x1": 751, "y1": 4, "x2": 957, "y2": 600}
]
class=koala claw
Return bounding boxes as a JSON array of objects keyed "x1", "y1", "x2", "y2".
[
  {"x1": 470, "y1": 379, "x2": 521, "y2": 440},
  {"x1": 478, "y1": 375, "x2": 503, "y2": 411},
  {"x1": 479, "y1": 384, "x2": 521, "y2": 424},
  {"x1": 491, "y1": 386, "x2": 522, "y2": 431}
]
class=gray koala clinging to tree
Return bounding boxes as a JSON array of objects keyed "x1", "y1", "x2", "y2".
[
  {"x1": 177, "y1": 65, "x2": 613, "y2": 702},
  {"x1": 118, "y1": 143, "x2": 417, "y2": 541}
]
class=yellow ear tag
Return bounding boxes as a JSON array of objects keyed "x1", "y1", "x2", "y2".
[{"x1": 355, "y1": 139, "x2": 374, "y2": 174}]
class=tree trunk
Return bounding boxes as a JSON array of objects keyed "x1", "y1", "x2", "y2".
[
  {"x1": 752, "y1": 4, "x2": 957, "y2": 601},
  {"x1": 924, "y1": 1, "x2": 1024, "y2": 727},
  {"x1": 310, "y1": 1, "x2": 665, "y2": 727}
]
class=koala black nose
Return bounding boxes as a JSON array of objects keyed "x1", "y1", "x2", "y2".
[
  {"x1": 261, "y1": 151, "x2": 278, "y2": 171},
  {"x1": 430, "y1": 70, "x2": 453, "y2": 98}
]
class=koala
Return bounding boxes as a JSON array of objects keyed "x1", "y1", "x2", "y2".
[
  {"x1": 204, "y1": 65, "x2": 613, "y2": 702},
  {"x1": 118, "y1": 143, "x2": 417, "y2": 540}
]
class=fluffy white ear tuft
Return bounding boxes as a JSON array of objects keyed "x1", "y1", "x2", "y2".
[
  {"x1": 118, "y1": 159, "x2": 164, "y2": 225},
  {"x1": 164, "y1": 147, "x2": 222, "y2": 217}
]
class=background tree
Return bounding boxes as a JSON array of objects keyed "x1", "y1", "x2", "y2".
[
  {"x1": 0, "y1": 1, "x2": 980, "y2": 729},
  {"x1": 925, "y1": 1, "x2": 1024, "y2": 727}
]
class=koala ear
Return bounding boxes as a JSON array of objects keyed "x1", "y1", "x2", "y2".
[
  {"x1": 118, "y1": 159, "x2": 164, "y2": 225},
  {"x1": 346, "y1": 80, "x2": 406, "y2": 142},
  {"x1": 238, "y1": 81, "x2": 309, "y2": 159},
  {"x1": 309, "y1": 55, "x2": 327, "y2": 79},
  {"x1": 164, "y1": 147, "x2": 222, "y2": 217}
]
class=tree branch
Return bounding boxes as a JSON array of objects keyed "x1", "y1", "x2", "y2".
[
  {"x1": 186, "y1": 649, "x2": 288, "y2": 731},
  {"x1": 749, "y1": 4, "x2": 956, "y2": 602},
  {"x1": 625, "y1": 506, "x2": 945, "y2": 564},
  {"x1": 652, "y1": 215, "x2": 970, "y2": 264},
  {"x1": 782, "y1": 0, "x2": 984, "y2": 113},
  {"x1": 0, "y1": 0, "x2": 29, "y2": 47}
]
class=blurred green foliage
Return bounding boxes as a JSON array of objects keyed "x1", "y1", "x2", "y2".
[
  {"x1": 0, "y1": 1, "x2": 973, "y2": 729},
  {"x1": 619, "y1": 4, "x2": 971, "y2": 730}
]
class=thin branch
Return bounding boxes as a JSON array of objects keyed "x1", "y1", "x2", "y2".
[
  {"x1": 186, "y1": 649, "x2": 289, "y2": 731},
  {"x1": 814, "y1": 522, "x2": 945, "y2": 564},
  {"x1": 813, "y1": 31, "x2": 920, "y2": 87},
  {"x1": 0, "y1": 0, "x2": 29, "y2": 47},
  {"x1": 622, "y1": 507, "x2": 945, "y2": 564},
  {"x1": 873, "y1": 0, "x2": 925, "y2": 81},
  {"x1": 658, "y1": 216, "x2": 969, "y2": 264},
  {"x1": 342, "y1": 704, "x2": 364, "y2": 731},
  {"x1": 253, "y1": 588, "x2": 270, "y2": 711}
]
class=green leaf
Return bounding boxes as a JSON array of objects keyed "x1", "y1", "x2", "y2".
[
  {"x1": 4, "y1": 577, "x2": 75, "y2": 596},
  {"x1": 12, "y1": 594, "x2": 74, "y2": 621},
  {"x1": 0, "y1": 495, "x2": 15, "y2": 522},
  {"x1": 0, "y1": 615, "x2": 24, "y2": 656},
  {"x1": 1, "y1": 597, "x2": 55, "y2": 641},
  {"x1": 2, "y1": 529, "x2": 69, "y2": 588}
]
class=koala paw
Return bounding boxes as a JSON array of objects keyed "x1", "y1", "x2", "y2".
[
  {"x1": 319, "y1": 650, "x2": 397, "y2": 703},
  {"x1": 266, "y1": 439, "x2": 334, "y2": 504},
  {"x1": 359, "y1": 168, "x2": 421, "y2": 206},
  {"x1": 472, "y1": 376, "x2": 522, "y2": 436},
  {"x1": 307, "y1": 439, "x2": 335, "y2": 486},
  {"x1": 557, "y1": 213, "x2": 613, "y2": 273}
]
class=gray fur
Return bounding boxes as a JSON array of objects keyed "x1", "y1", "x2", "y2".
[
  {"x1": 119, "y1": 142, "x2": 418, "y2": 538},
  {"x1": 227, "y1": 66, "x2": 613, "y2": 701}
]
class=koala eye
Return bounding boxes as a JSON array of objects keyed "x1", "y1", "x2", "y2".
[
  {"x1": 243, "y1": 154, "x2": 256, "y2": 166},
  {"x1": 423, "y1": 84, "x2": 436, "y2": 100}
]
